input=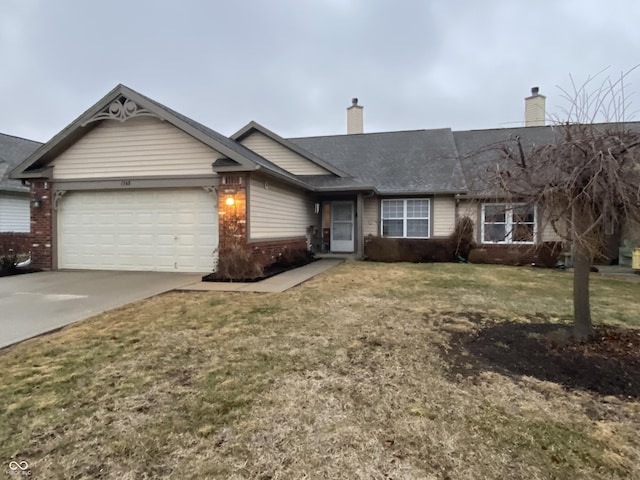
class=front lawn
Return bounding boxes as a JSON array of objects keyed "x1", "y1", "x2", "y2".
[{"x1": 1, "y1": 263, "x2": 638, "y2": 479}]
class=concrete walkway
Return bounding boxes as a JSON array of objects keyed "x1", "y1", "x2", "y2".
[
  {"x1": 595, "y1": 265, "x2": 640, "y2": 283},
  {"x1": 178, "y1": 258, "x2": 344, "y2": 293}
]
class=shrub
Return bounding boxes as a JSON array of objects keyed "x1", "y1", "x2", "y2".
[
  {"x1": 215, "y1": 242, "x2": 264, "y2": 281},
  {"x1": 364, "y1": 236, "x2": 402, "y2": 262},
  {"x1": 468, "y1": 248, "x2": 488, "y2": 264},
  {"x1": 274, "y1": 247, "x2": 315, "y2": 268},
  {"x1": 364, "y1": 236, "x2": 456, "y2": 263},
  {"x1": 504, "y1": 248, "x2": 522, "y2": 266},
  {"x1": 535, "y1": 241, "x2": 564, "y2": 268},
  {"x1": 449, "y1": 216, "x2": 476, "y2": 260},
  {"x1": 0, "y1": 250, "x2": 18, "y2": 276}
]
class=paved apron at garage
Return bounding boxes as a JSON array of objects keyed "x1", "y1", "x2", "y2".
[{"x1": 0, "y1": 270, "x2": 201, "y2": 349}]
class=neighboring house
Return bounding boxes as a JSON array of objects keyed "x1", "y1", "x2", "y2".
[
  {"x1": 9, "y1": 84, "x2": 623, "y2": 273},
  {"x1": 0, "y1": 133, "x2": 43, "y2": 255}
]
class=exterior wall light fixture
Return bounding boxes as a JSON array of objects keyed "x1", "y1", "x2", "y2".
[{"x1": 225, "y1": 196, "x2": 235, "y2": 206}]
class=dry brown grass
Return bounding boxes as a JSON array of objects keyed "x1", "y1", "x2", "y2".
[{"x1": 1, "y1": 263, "x2": 638, "y2": 479}]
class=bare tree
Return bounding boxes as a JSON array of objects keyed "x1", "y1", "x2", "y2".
[{"x1": 490, "y1": 69, "x2": 640, "y2": 340}]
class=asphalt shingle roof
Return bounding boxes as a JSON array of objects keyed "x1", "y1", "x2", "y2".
[
  {"x1": 452, "y1": 125, "x2": 559, "y2": 196},
  {"x1": 290, "y1": 129, "x2": 468, "y2": 194},
  {"x1": 0, "y1": 133, "x2": 42, "y2": 193},
  {"x1": 452, "y1": 122, "x2": 640, "y2": 196},
  {"x1": 12, "y1": 83, "x2": 640, "y2": 200}
]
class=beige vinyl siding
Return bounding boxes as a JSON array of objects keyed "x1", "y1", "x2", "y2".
[
  {"x1": 541, "y1": 223, "x2": 563, "y2": 242},
  {"x1": 363, "y1": 196, "x2": 379, "y2": 236},
  {"x1": 433, "y1": 196, "x2": 456, "y2": 237},
  {"x1": 51, "y1": 117, "x2": 221, "y2": 179},
  {"x1": 540, "y1": 209, "x2": 565, "y2": 242},
  {"x1": 240, "y1": 132, "x2": 331, "y2": 175},
  {"x1": 249, "y1": 174, "x2": 316, "y2": 239}
]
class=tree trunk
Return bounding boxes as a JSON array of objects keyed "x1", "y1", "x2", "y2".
[{"x1": 572, "y1": 240, "x2": 593, "y2": 340}]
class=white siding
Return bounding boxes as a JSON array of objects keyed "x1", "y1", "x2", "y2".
[
  {"x1": 0, "y1": 194, "x2": 30, "y2": 233},
  {"x1": 240, "y1": 132, "x2": 331, "y2": 175},
  {"x1": 433, "y1": 196, "x2": 456, "y2": 237},
  {"x1": 52, "y1": 117, "x2": 221, "y2": 179},
  {"x1": 363, "y1": 196, "x2": 379, "y2": 236},
  {"x1": 249, "y1": 175, "x2": 315, "y2": 239}
]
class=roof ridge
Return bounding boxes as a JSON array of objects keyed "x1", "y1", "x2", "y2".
[
  {"x1": 288, "y1": 127, "x2": 452, "y2": 141},
  {"x1": 0, "y1": 131, "x2": 43, "y2": 145}
]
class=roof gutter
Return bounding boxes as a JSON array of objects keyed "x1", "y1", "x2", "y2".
[
  {"x1": 378, "y1": 189, "x2": 468, "y2": 196},
  {"x1": 314, "y1": 184, "x2": 377, "y2": 193}
]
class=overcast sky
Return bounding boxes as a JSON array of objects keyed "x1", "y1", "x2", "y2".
[{"x1": 2, "y1": 0, "x2": 639, "y2": 143}]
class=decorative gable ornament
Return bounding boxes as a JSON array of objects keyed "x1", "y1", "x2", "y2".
[{"x1": 81, "y1": 95, "x2": 159, "y2": 126}]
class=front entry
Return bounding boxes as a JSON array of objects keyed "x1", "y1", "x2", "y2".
[{"x1": 330, "y1": 201, "x2": 355, "y2": 252}]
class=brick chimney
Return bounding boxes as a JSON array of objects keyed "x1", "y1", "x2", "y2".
[
  {"x1": 524, "y1": 87, "x2": 546, "y2": 127},
  {"x1": 347, "y1": 98, "x2": 363, "y2": 134}
]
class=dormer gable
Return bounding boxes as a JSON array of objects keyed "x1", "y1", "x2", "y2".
[{"x1": 232, "y1": 121, "x2": 346, "y2": 177}]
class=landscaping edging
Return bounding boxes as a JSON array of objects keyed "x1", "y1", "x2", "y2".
[{"x1": 202, "y1": 258, "x2": 318, "y2": 283}]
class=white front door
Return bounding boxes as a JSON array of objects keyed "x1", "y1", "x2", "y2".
[{"x1": 330, "y1": 201, "x2": 354, "y2": 252}]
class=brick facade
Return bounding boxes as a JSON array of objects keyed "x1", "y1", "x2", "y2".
[
  {"x1": 476, "y1": 242, "x2": 563, "y2": 266},
  {"x1": 0, "y1": 233, "x2": 32, "y2": 257},
  {"x1": 480, "y1": 244, "x2": 537, "y2": 265},
  {"x1": 249, "y1": 238, "x2": 309, "y2": 267},
  {"x1": 29, "y1": 180, "x2": 53, "y2": 270},
  {"x1": 218, "y1": 181, "x2": 247, "y2": 247}
]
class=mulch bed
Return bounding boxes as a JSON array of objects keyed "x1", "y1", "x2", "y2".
[
  {"x1": 445, "y1": 318, "x2": 640, "y2": 399},
  {"x1": 202, "y1": 258, "x2": 317, "y2": 283},
  {"x1": 0, "y1": 267, "x2": 43, "y2": 278}
]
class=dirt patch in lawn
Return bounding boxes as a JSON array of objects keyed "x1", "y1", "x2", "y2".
[{"x1": 445, "y1": 316, "x2": 640, "y2": 398}]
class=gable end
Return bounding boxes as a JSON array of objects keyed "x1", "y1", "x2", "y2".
[{"x1": 81, "y1": 95, "x2": 160, "y2": 126}]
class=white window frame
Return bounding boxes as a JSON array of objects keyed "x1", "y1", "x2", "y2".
[
  {"x1": 481, "y1": 203, "x2": 537, "y2": 244},
  {"x1": 381, "y1": 198, "x2": 430, "y2": 238}
]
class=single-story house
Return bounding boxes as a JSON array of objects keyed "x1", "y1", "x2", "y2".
[
  {"x1": 9, "y1": 84, "x2": 632, "y2": 272},
  {"x1": 0, "y1": 133, "x2": 43, "y2": 255}
]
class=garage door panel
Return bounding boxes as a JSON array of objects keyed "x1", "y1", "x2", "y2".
[{"x1": 58, "y1": 189, "x2": 218, "y2": 272}]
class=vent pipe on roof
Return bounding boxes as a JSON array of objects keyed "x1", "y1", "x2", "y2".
[
  {"x1": 347, "y1": 98, "x2": 363, "y2": 134},
  {"x1": 524, "y1": 86, "x2": 546, "y2": 127}
]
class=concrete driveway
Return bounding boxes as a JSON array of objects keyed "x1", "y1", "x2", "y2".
[{"x1": 0, "y1": 270, "x2": 202, "y2": 349}]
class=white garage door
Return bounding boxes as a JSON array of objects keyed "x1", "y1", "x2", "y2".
[{"x1": 58, "y1": 189, "x2": 218, "y2": 272}]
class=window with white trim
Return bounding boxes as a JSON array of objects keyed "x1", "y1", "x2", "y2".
[
  {"x1": 482, "y1": 203, "x2": 536, "y2": 244},
  {"x1": 381, "y1": 199, "x2": 430, "y2": 238}
]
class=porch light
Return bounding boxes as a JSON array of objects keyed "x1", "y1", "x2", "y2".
[
  {"x1": 225, "y1": 196, "x2": 235, "y2": 206},
  {"x1": 32, "y1": 198, "x2": 42, "y2": 208}
]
